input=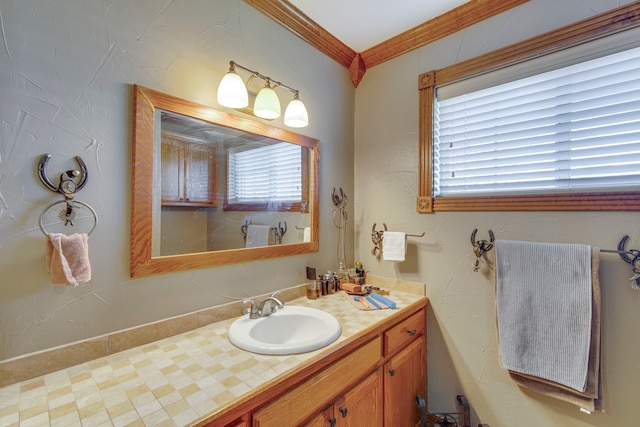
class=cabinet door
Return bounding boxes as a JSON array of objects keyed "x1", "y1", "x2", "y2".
[
  {"x1": 253, "y1": 337, "x2": 381, "y2": 427},
  {"x1": 303, "y1": 371, "x2": 382, "y2": 427},
  {"x1": 161, "y1": 138, "x2": 183, "y2": 202},
  {"x1": 337, "y1": 370, "x2": 382, "y2": 427},
  {"x1": 304, "y1": 405, "x2": 335, "y2": 427},
  {"x1": 184, "y1": 143, "x2": 216, "y2": 204},
  {"x1": 383, "y1": 336, "x2": 426, "y2": 427}
]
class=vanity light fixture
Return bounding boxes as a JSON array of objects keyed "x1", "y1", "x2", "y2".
[
  {"x1": 217, "y1": 60, "x2": 309, "y2": 128},
  {"x1": 253, "y1": 79, "x2": 281, "y2": 119}
]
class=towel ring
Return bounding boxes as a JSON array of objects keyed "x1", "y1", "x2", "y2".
[{"x1": 39, "y1": 200, "x2": 98, "y2": 236}]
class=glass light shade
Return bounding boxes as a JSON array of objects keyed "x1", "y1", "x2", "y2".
[
  {"x1": 217, "y1": 72, "x2": 249, "y2": 108},
  {"x1": 284, "y1": 98, "x2": 309, "y2": 127},
  {"x1": 254, "y1": 86, "x2": 281, "y2": 119}
]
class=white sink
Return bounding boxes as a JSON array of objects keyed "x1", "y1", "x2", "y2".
[{"x1": 228, "y1": 306, "x2": 342, "y2": 355}]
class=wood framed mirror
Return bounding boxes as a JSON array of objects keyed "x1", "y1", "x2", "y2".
[{"x1": 131, "y1": 85, "x2": 319, "y2": 277}]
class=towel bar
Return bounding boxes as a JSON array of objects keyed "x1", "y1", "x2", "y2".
[
  {"x1": 371, "y1": 222, "x2": 426, "y2": 256},
  {"x1": 241, "y1": 220, "x2": 287, "y2": 244},
  {"x1": 39, "y1": 200, "x2": 98, "y2": 236},
  {"x1": 471, "y1": 230, "x2": 640, "y2": 290}
]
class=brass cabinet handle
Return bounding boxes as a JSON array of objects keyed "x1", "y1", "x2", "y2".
[{"x1": 407, "y1": 329, "x2": 417, "y2": 336}]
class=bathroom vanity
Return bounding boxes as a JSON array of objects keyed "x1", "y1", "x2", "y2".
[
  {"x1": 195, "y1": 296, "x2": 427, "y2": 427},
  {"x1": 0, "y1": 283, "x2": 426, "y2": 427}
]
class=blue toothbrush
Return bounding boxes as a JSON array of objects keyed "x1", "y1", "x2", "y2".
[
  {"x1": 365, "y1": 296, "x2": 381, "y2": 309},
  {"x1": 369, "y1": 293, "x2": 397, "y2": 309}
]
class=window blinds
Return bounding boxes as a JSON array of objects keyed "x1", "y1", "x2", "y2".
[
  {"x1": 433, "y1": 43, "x2": 640, "y2": 197},
  {"x1": 228, "y1": 142, "x2": 302, "y2": 203}
]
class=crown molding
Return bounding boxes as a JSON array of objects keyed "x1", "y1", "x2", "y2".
[{"x1": 245, "y1": 0, "x2": 529, "y2": 86}]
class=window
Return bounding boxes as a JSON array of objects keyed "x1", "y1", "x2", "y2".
[
  {"x1": 435, "y1": 46, "x2": 640, "y2": 197},
  {"x1": 418, "y1": 3, "x2": 640, "y2": 212},
  {"x1": 225, "y1": 141, "x2": 307, "y2": 211}
]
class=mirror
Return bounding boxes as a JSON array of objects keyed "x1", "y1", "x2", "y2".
[{"x1": 131, "y1": 85, "x2": 319, "y2": 277}]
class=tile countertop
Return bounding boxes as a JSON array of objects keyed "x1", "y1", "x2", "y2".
[{"x1": 0, "y1": 288, "x2": 426, "y2": 427}]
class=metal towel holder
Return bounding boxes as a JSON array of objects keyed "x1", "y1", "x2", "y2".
[
  {"x1": 469, "y1": 228, "x2": 640, "y2": 290},
  {"x1": 37, "y1": 154, "x2": 97, "y2": 236},
  {"x1": 371, "y1": 222, "x2": 425, "y2": 256}
]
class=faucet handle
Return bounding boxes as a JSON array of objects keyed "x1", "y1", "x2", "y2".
[
  {"x1": 269, "y1": 291, "x2": 285, "y2": 308},
  {"x1": 271, "y1": 290, "x2": 284, "y2": 305},
  {"x1": 270, "y1": 290, "x2": 282, "y2": 298},
  {"x1": 242, "y1": 299, "x2": 259, "y2": 318}
]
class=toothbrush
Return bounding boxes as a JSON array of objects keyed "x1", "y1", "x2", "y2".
[
  {"x1": 369, "y1": 293, "x2": 396, "y2": 309},
  {"x1": 358, "y1": 298, "x2": 371, "y2": 309},
  {"x1": 365, "y1": 297, "x2": 381, "y2": 309}
]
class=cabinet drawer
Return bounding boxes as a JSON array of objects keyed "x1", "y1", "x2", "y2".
[
  {"x1": 253, "y1": 337, "x2": 381, "y2": 427},
  {"x1": 384, "y1": 309, "x2": 425, "y2": 356}
]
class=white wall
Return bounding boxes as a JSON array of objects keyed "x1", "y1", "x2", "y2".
[
  {"x1": 354, "y1": 0, "x2": 639, "y2": 426},
  {"x1": 0, "y1": 0, "x2": 354, "y2": 359}
]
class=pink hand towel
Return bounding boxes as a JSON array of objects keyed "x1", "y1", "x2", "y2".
[{"x1": 46, "y1": 233, "x2": 91, "y2": 286}]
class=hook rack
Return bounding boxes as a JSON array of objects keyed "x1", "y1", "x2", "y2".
[
  {"x1": 603, "y1": 235, "x2": 640, "y2": 290},
  {"x1": 37, "y1": 154, "x2": 97, "y2": 236},
  {"x1": 470, "y1": 229, "x2": 495, "y2": 272},
  {"x1": 241, "y1": 220, "x2": 287, "y2": 244},
  {"x1": 470, "y1": 229, "x2": 640, "y2": 290},
  {"x1": 371, "y1": 222, "x2": 426, "y2": 255}
]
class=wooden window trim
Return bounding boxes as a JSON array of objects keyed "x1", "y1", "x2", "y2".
[{"x1": 418, "y1": 2, "x2": 640, "y2": 213}]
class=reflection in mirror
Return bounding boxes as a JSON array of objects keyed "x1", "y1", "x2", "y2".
[
  {"x1": 158, "y1": 111, "x2": 310, "y2": 256},
  {"x1": 131, "y1": 85, "x2": 319, "y2": 277}
]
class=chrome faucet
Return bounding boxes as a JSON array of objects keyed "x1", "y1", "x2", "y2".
[{"x1": 243, "y1": 291, "x2": 285, "y2": 319}]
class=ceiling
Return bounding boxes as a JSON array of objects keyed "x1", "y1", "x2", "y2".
[{"x1": 287, "y1": 0, "x2": 472, "y2": 52}]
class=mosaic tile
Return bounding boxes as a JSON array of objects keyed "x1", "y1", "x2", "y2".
[{"x1": 49, "y1": 410, "x2": 81, "y2": 427}]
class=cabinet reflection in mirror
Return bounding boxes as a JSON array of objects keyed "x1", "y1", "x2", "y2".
[{"x1": 131, "y1": 85, "x2": 319, "y2": 277}]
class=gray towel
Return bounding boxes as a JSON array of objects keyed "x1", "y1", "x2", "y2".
[{"x1": 496, "y1": 240, "x2": 592, "y2": 392}]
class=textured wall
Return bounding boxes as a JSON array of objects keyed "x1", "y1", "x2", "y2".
[
  {"x1": 0, "y1": 0, "x2": 354, "y2": 360},
  {"x1": 354, "y1": 0, "x2": 639, "y2": 426}
]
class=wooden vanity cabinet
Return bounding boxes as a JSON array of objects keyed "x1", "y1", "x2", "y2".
[
  {"x1": 384, "y1": 336, "x2": 427, "y2": 427},
  {"x1": 224, "y1": 418, "x2": 249, "y2": 427},
  {"x1": 196, "y1": 299, "x2": 428, "y2": 427},
  {"x1": 161, "y1": 135, "x2": 217, "y2": 207},
  {"x1": 252, "y1": 337, "x2": 381, "y2": 427},
  {"x1": 383, "y1": 309, "x2": 427, "y2": 427},
  {"x1": 304, "y1": 370, "x2": 383, "y2": 427}
]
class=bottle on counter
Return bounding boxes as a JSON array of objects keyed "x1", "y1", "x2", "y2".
[{"x1": 306, "y1": 278, "x2": 318, "y2": 299}]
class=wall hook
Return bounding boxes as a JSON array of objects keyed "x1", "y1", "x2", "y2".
[
  {"x1": 37, "y1": 154, "x2": 88, "y2": 197},
  {"x1": 371, "y1": 222, "x2": 388, "y2": 255},
  {"x1": 616, "y1": 235, "x2": 640, "y2": 290},
  {"x1": 332, "y1": 187, "x2": 347, "y2": 208},
  {"x1": 471, "y1": 228, "x2": 494, "y2": 272},
  {"x1": 273, "y1": 221, "x2": 287, "y2": 244},
  {"x1": 241, "y1": 220, "x2": 251, "y2": 241}
]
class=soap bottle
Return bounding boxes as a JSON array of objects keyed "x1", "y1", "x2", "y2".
[
  {"x1": 306, "y1": 278, "x2": 318, "y2": 299},
  {"x1": 326, "y1": 271, "x2": 335, "y2": 294},
  {"x1": 337, "y1": 262, "x2": 347, "y2": 280}
]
